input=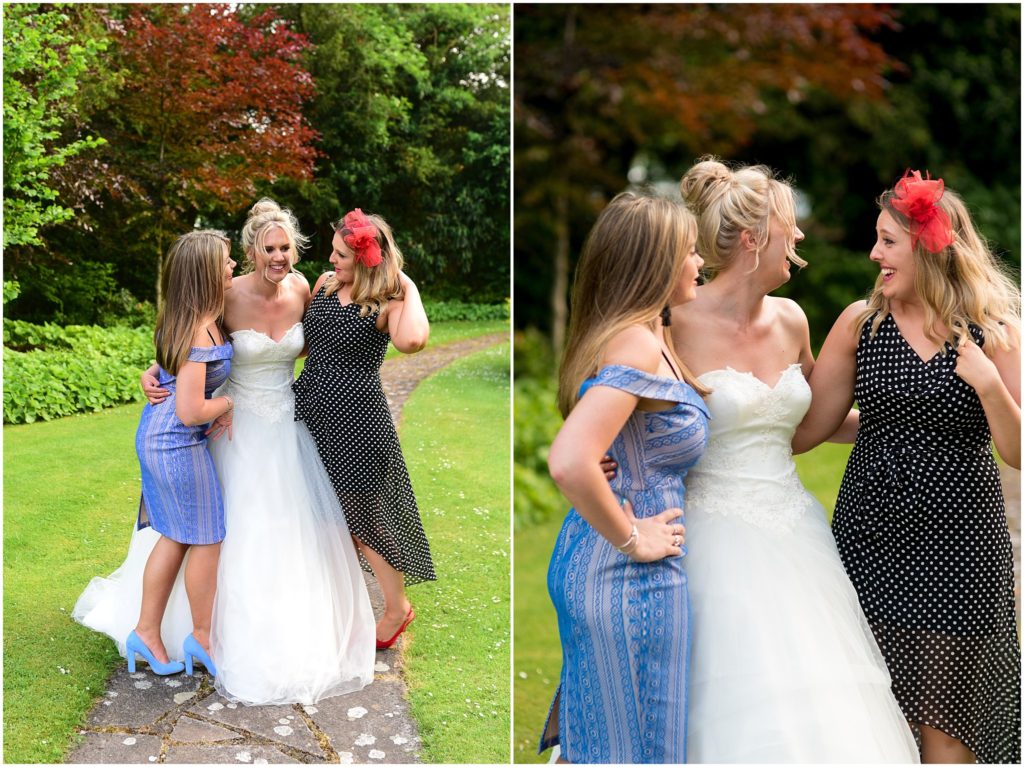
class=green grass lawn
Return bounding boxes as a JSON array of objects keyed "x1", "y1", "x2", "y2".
[
  {"x1": 3, "y1": 327, "x2": 510, "y2": 765},
  {"x1": 512, "y1": 443, "x2": 854, "y2": 763},
  {"x1": 401, "y1": 341, "x2": 511, "y2": 764}
]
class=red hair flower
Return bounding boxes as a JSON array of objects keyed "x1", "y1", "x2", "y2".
[
  {"x1": 342, "y1": 208, "x2": 382, "y2": 267},
  {"x1": 890, "y1": 169, "x2": 954, "y2": 253}
]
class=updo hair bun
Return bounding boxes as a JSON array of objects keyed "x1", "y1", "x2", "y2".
[
  {"x1": 247, "y1": 197, "x2": 282, "y2": 219},
  {"x1": 679, "y1": 157, "x2": 733, "y2": 215}
]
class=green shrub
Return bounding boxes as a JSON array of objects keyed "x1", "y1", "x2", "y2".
[
  {"x1": 423, "y1": 300, "x2": 509, "y2": 322},
  {"x1": 513, "y1": 373, "x2": 565, "y2": 529},
  {"x1": 3, "y1": 321, "x2": 153, "y2": 423}
]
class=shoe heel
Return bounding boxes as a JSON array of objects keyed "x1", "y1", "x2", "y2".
[
  {"x1": 127, "y1": 653, "x2": 136, "y2": 673},
  {"x1": 184, "y1": 653, "x2": 194, "y2": 676}
]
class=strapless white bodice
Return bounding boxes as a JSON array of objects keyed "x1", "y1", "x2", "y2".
[
  {"x1": 684, "y1": 363, "x2": 815, "y2": 530},
  {"x1": 216, "y1": 323, "x2": 304, "y2": 422}
]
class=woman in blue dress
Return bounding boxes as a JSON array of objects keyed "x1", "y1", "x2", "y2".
[
  {"x1": 540, "y1": 192, "x2": 709, "y2": 763},
  {"x1": 121, "y1": 230, "x2": 236, "y2": 675}
]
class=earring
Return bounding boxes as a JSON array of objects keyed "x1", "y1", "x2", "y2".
[{"x1": 660, "y1": 306, "x2": 672, "y2": 327}]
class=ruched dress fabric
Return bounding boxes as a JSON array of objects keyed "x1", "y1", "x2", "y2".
[
  {"x1": 540, "y1": 365, "x2": 709, "y2": 764},
  {"x1": 682, "y1": 364, "x2": 920, "y2": 763},
  {"x1": 833, "y1": 314, "x2": 1021, "y2": 763},
  {"x1": 292, "y1": 285, "x2": 436, "y2": 585},
  {"x1": 73, "y1": 324, "x2": 376, "y2": 705},
  {"x1": 135, "y1": 343, "x2": 232, "y2": 544}
]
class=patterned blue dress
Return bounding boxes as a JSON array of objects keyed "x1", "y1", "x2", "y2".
[
  {"x1": 135, "y1": 343, "x2": 232, "y2": 545},
  {"x1": 540, "y1": 365, "x2": 709, "y2": 764}
]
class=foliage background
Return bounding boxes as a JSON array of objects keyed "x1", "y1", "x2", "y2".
[{"x1": 4, "y1": 2, "x2": 510, "y2": 325}]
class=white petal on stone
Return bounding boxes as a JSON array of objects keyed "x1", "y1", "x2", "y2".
[
  {"x1": 254, "y1": 760, "x2": 268, "y2": 765},
  {"x1": 347, "y1": 706, "x2": 368, "y2": 719},
  {"x1": 354, "y1": 733, "x2": 376, "y2": 746},
  {"x1": 286, "y1": 715, "x2": 294, "y2": 720},
  {"x1": 133, "y1": 680, "x2": 152, "y2": 690},
  {"x1": 107, "y1": 691, "x2": 119, "y2": 697},
  {"x1": 103, "y1": 701, "x2": 112, "y2": 707},
  {"x1": 173, "y1": 692, "x2": 196, "y2": 705},
  {"x1": 391, "y1": 735, "x2": 409, "y2": 745},
  {"x1": 123, "y1": 737, "x2": 137, "y2": 746},
  {"x1": 368, "y1": 750, "x2": 386, "y2": 760},
  {"x1": 303, "y1": 705, "x2": 318, "y2": 715},
  {"x1": 273, "y1": 726, "x2": 294, "y2": 737},
  {"x1": 235, "y1": 751, "x2": 252, "y2": 763},
  {"x1": 278, "y1": 718, "x2": 290, "y2": 725},
  {"x1": 149, "y1": 757, "x2": 157, "y2": 762},
  {"x1": 374, "y1": 662, "x2": 390, "y2": 673},
  {"x1": 338, "y1": 753, "x2": 354, "y2": 764},
  {"x1": 208, "y1": 702, "x2": 224, "y2": 711},
  {"x1": 164, "y1": 678, "x2": 182, "y2": 687}
]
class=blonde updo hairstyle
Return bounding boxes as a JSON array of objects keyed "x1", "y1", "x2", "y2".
[
  {"x1": 859, "y1": 184, "x2": 1020, "y2": 352},
  {"x1": 557, "y1": 191, "x2": 708, "y2": 417},
  {"x1": 155, "y1": 229, "x2": 231, "y2": 375},
  {"x1": 325, "y1": 212, "x2": 405, "y2": 317},
  {"x1": 680, "y1": 156, "x2": 806, "y2": 279},
  {"x1": 239, "y1": 197, "x2": 308, "y2": 279}
]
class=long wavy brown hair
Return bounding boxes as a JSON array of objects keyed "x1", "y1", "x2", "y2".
[
  {"x1": 858, "y1": 185, "x2": 1020, "y2": 352},
  {"x1": 155, "y1": 230, "x2": 231, "y2": 375},
  {"x1": 325, "y1": 212, "x2": 405, "y2": 317},
  {"x1": 557, "y1": 191, "x2": 707, "y2": 417}
]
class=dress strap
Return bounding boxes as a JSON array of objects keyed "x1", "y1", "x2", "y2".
[
  {"x1": 207, "y1": 327, "x2": 218, "y2": 345},
  {"x1": 660, "y1": 349, "x2": 681, "y2": 381}
]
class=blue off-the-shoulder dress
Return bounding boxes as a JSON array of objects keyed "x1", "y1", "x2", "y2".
[
  {"x1": 134, "y1": 342, "x2": 232, "y2": 545},
  {"x1": 540, "y1": 364, "x2": 709, "y2": 764}
]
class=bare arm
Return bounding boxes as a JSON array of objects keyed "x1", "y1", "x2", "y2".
[
  {"x1": 174, "y1": 360, "x2": 234, "y2": 427},
  {"x1": 548, "y1": 327, "x2": 685, "y2": 562},
  {"x1": 384, "y1": 273, "x2": 429, "y2": 354},
  {"x1": 956, "y1": 335, "x2": 1021, "y2": 468},
  {"x1": 792, "y1": 302, "x2": 863, "y2": 454}
]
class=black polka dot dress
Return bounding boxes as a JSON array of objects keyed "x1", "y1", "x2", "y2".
[
  {"x1": 833, "y1": 312, "x2": 1020, "y2": 763},
  {"x1": 292, "y1": 284, "x2": 436, "y2": 585}
]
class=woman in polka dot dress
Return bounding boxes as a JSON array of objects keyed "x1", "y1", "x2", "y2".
[
  {"x1": 293, "y1": 209, "x2": 434, "y2": 650},
  {"x1": 795, "y1": 170, "x2": 1020, "y2": 763}
]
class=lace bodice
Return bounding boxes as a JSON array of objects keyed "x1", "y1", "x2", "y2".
[
  {"x1": 684, "y1": 363, "x2": 815, "y2": 530},
  {"x1": 215, "y1": 323, "x2": 303, "y2": 422}
]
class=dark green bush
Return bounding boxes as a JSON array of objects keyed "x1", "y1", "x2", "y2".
[
  {"x1": 423, "y1": 300, "x2": 509, "y2": 322},
  {"x1": 3, "y1": 321, "x2": 153, "y2": 423}
]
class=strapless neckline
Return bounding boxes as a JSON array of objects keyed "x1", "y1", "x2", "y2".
[
  {"x1": 697, "y1": 362, "x2": 803, "y2": 390},
  {"x1": 230, "y1": 322, "x2": 303, "y2": 345}
]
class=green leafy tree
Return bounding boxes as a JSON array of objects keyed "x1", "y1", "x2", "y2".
[{"x1": 2, "y1": 3, "x2": 108, "y2": 248}]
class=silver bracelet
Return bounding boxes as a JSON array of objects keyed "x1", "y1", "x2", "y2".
[{"x1": 615, "y1": 523, "x2": 639, "y2": 555}]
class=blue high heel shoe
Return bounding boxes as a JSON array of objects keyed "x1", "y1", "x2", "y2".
[
  {"x1": 125, "y1": 631, "x2": 185, "y2": 675},
  {"x1": 183, "y1": 634, "x2": 217, "y2": 677}
]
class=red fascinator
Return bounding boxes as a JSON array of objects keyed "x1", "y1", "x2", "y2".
[
  {"x1": 889, "y1": 170, "x2": 954, "y2": 253},
  {"x1": 342, "y1": 209, "x2": 382, "y2": 268}
]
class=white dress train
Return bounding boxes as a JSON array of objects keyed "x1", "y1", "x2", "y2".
[
  {"x1": 73, "y1": 323, "x2": 375, "y2": 705},
  {"x1": 682, "y1": 364, "x2": 920, "y2": 763}
]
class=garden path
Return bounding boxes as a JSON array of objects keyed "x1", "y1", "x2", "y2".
[{"x1": 66, "y1": 333, "x2": 506, "y2": 765}]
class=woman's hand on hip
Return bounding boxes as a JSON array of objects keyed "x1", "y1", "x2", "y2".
[{"x1": 626, "y1": 504, "x2": 686, "y2": 562}]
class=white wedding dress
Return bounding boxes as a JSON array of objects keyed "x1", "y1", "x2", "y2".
[
  {"x1": 682, "y1": 364, "x2": 919, "y2": 763},
  {"x1": 73, "y1": 323, "x2": 375, "y2": 705}
]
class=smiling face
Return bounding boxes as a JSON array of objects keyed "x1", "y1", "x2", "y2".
[
  {"x1": 253, "y1": 225, "x2": 293, "y2": 283},
  {"x1": 759, "y1": 214, "x2": 804, "y2": 288},
  {"x1": 329, "y1": 231, "x2": 356, "y2": 284},
  {"x1": 670, "y1": 237, "x2": 704, "y2": 305},
  {"x1": 870, "y1": 209, "x2": 916, "y2": 301},
  {"x1": 222, "y1": 244, "x2": 237, "y2": 290}
]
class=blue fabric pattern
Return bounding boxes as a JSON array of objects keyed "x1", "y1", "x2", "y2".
[
  {"x1": 541, "y1": 364, "x2": 708, "y2": 763},
  {"x1": 135, "y1": 342, "x2": 232, "y2": 545}
]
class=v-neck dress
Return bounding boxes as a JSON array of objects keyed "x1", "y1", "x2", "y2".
[{"x1": 832, "y1": 312, "x2": 1020, "y2": 763}]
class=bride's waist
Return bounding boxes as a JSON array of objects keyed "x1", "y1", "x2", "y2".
[
  {"x1": 684, "y1": 467, "x2": 815, "y2": 529},
  {"x1": 217, "y1": 377, "x2": 295, "y2": 420}
]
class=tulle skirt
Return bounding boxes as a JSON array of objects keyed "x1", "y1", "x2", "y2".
[
  {"x1": 683, "y1": 493, "x2": 920, "y2": 763},
  {"x1": 73, "y1": 409, "x2": 375, "y2": 706}
]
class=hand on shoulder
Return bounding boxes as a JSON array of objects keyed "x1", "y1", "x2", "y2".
[{"x1": 603, "y1": 324, "x2": 663, "y2": 375}]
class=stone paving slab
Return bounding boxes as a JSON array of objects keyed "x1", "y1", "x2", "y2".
[{"x1": 68, "y1": 335, "x2": 507, "y2": 764}]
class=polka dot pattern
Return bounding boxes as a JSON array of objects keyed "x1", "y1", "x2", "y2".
[
  {"x1": 292, "y1": 285, "x2": 436, "y2": 585},
  {"x1": 833, "y1": 313, "x2": 1020, "y2": 763}
]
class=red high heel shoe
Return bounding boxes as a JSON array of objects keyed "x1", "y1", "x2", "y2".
[{"x1": 376, "y1": 607, "x2": 415, "y2": 650}]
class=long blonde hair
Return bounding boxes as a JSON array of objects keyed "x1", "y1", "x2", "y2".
[
  {"x1": 239, "y1": 197, "x2": 308, "y2": 278},
  {"x1": 858, "y1": 185, "x2": 1021, "y2": 352},
  {"x1": 155, "y1": 230, "x2": 231, "y2": 375},
  {"x1": 557, "y1": 191, "x2": 707, "y2": 417},
  {"x1": 679, "y1": 156, "x2": 806, "y2": 279},
  {"x1": 325, "y1": 212, "x2": 405, "y2": 316}
]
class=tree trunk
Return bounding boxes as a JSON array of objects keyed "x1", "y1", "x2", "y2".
[{"x1": 550, "y1": 186, "x2": 569, "y2": 356}]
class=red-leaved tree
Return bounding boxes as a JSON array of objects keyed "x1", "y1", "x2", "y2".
[{"x1": 100, "y1": 3, "x2": 318, "y2": 305}]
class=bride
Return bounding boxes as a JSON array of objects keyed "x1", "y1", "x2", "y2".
[
  {"x1": 669, "y1": 159, "x2": 920, "y2": 761},
  {"x1": 73, "y1": 199, "x2": 375, "y2": 705}
]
